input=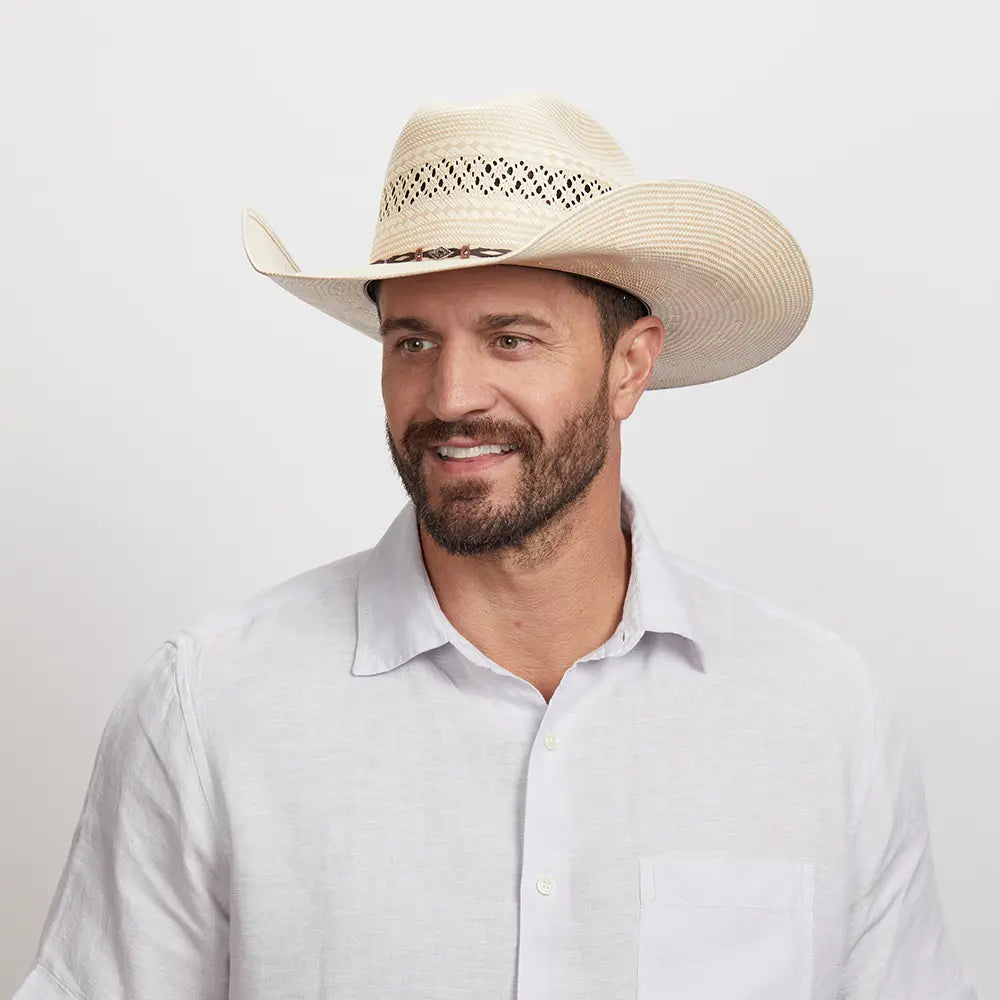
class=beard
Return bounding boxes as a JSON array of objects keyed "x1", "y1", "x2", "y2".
[{"x1": 386, "y1": 369, "x2": 612, "y2": 556}]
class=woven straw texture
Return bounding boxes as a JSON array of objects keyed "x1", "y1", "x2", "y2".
[{"x1": 243, "y1": 93, "x2": 813, "y2": 390}]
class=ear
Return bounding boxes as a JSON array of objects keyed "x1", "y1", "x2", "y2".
[{"x1": 609, "y1": 316, "x2": 665, "y2": 420}]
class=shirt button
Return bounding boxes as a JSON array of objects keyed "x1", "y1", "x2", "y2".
[
  {"x1": 536, "y1": 875, "x2": 556, "y2": 895},
  {"x1": 543, "y1": 732, "x2": 558, "y2": 750}
]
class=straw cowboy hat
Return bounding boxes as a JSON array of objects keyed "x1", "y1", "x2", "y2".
[{"x1": 242, "y1": 92, "x2": 813, "y2": 390}]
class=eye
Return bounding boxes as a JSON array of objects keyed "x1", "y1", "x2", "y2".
[
  {"x1": 396, "y1": 337, "x2": 435, "y2": 354},
  {"x1": 495, "y1": 334, "x2": 530, "y2": 351}
]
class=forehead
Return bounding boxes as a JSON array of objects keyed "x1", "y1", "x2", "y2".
[{"x1": 376, "y1": 265, "x2": 591, "y2": 320}]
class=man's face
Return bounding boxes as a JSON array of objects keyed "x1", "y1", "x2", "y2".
[{"x1": 379, "y1": 265, "x2": 614, "y2": 556}]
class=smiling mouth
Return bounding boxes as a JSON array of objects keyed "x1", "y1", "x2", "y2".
[{"x1": 433, "y1": 444, "x2": 518, "y2": 460}]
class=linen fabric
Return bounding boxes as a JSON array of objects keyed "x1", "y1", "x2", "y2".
[{"x1": 12, "y1": 485, "x2": 977, "y2": 999}]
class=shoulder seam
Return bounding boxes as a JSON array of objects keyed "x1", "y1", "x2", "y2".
[
  {"x1": 35, "y1": 964, "x2": 83, "y2": 1000},
  {"x1": 167, "y1": 633, "x2": 232, "y2": 867}
]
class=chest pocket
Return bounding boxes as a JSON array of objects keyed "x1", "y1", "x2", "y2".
[{"x1": 637, "y1": 853, "x2": 815, "y2": 1000}]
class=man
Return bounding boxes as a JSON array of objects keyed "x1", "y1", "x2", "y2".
[{"x1": 12, "y1": 94, "x2": 977, "y2": 999}]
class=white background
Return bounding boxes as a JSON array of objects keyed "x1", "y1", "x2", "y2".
[{"x1": 1, "y1": 0, "x2": 995, "y2": 993}]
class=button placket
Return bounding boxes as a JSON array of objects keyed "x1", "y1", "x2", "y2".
[{"x1": 516, "y1": 690, "x2": 582, "y2": 999}]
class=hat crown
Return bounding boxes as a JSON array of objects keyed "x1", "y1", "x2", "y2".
[{"x1": 369, "y1": 93, "x2": 639, "y2": 263}]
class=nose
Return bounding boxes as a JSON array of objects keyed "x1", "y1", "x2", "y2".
[{"x1": 425, "y1": 340, "x2": 498, "y2": 422}]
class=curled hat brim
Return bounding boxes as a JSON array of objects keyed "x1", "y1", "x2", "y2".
[{"x1": 243, "y1": 177, "x2": 812, "y2": 390}]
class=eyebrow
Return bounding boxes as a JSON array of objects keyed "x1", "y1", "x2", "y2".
[
  {"x1": 379, "y1": 312, "x2": 554, "y2": 338},
  {"x1": 379, "y1": 316, "x2": 433, "y2": 338}
]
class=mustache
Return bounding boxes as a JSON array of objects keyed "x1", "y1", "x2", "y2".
[{"x1": 402, "y1": 418, "x2": 540, "y2": 457}]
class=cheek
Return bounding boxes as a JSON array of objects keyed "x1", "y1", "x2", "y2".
[
  {"x1": 512, "y1": 379, "x2": 576, "y2": 429},
  {"x1": 381, "y1": 369, "x2": 427, "y2": 442},
  {"x1": 381, "y1": 364, "x2": 411, "y2": 412}
]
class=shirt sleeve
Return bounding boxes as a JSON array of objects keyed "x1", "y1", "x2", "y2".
[
  {"x1": 11, "y1": 636, "x2": 229, "y2": 1000},
  {"x1": 839, "y1": 662, "x2": 978, "y2": 999}
]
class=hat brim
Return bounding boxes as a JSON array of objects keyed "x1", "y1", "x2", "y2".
[{"x1": 243, "y1": 178, "x2": 812, "y2": 390}]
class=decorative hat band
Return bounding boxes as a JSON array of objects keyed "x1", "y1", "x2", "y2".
[{"x1": 369, "y1": 245, "x2": 511, "y2": 265}]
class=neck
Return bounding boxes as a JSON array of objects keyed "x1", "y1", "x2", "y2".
[{"x1": 418, "y1": 463, "x2": 632, "y2": 697}]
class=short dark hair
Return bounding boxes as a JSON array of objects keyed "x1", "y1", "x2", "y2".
[
  {"x1": 563, "y1": 272, "x2": 649, "y2": 360},
  {"x1": 367, "y1": 269, "x2": 649, "y2": 359}
]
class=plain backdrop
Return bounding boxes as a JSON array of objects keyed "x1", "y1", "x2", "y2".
[{"x1": 1, "y1": 0, "x2": 996, "y2": 994}]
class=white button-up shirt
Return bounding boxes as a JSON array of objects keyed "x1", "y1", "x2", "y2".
[{"x1": 13, "y1": 485, "x2": 977, "y2": 999}]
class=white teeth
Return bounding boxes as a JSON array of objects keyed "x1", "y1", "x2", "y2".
[{"x1": 436, "y1": 444, "x2": 516, "y2": 459}]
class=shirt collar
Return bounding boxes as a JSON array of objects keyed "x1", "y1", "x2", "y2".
[{"x1": 351, "y1": 480, "x2": 705, "y2": 677}]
